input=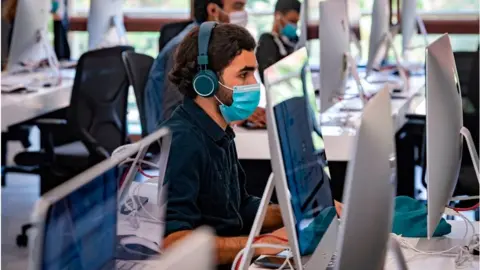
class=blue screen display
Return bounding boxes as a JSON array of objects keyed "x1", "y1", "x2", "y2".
[
  {"x1": 42, "y1": 168, "x2": 119, "y2": 270},
  {"x1": 273, "y1": 93, "x2": 335, "y2": 254}
]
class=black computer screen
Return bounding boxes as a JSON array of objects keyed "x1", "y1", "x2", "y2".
[{"x1": 42, "y1": 168, "x2": 119, "y2": 270}]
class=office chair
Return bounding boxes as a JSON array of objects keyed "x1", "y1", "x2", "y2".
[
  {"x1": 14, "y1": 46, "x2": 133, "y2": 247},
  {"x1": 122, "y1": 51, "x2": 154, "y2": 138},
  {"x1": 158, "y1": 20, "x2": 193, "y2": 52}
]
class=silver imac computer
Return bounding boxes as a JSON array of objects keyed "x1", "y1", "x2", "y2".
[
  {"x1": 238, "y1": 47, "x2": 338, "y2": 270},
  {"x1": 318, "y1": 0, "x2": 350, "y2": 113},
  {"x1": 6, "y1": 0, "x2": 59, "y2": 74},
  {"x1": 401, "y1": 0, "x2": 428, "y2": 59},
  {"x1": 88, "y1": 0, "x2": 127, "y2": 50},
  {"x1": 366, "y1": 0, "x2": 390, "y2": 77},
  {"x1": 426, "y1": 34, "x2": 479, "y2": 238},
  {"x1": 334, "y1": 87, "x2": 402, "y2": 270}
]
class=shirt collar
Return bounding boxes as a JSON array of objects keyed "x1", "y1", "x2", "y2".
[{"x1": 182, "y1": 98, "x2": 235, "y2": 142}]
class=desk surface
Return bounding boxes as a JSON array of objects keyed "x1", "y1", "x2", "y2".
[
  {"x1": 1, "y1": 70, "x2": 74, "y2": 132},
  {"x1": 250, "y1": 220, "x2": 479, "y2": 270},
  {"x1": 235, "y1": 75, "x2": 425, "y2": 161}
]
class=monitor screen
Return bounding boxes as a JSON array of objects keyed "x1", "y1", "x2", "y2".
[
  {"x1": 264, "y1": 48, "x2": 323, "y2": 152},
  {"x1": 265, "y1": 48, "x2": 335, "y2": 255},
  {"x1": 42, "y1": 168, "x2": 119, "y2": 270}
]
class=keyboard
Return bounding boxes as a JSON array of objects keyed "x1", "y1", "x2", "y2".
[{"x1": 116, "y1": 260, "x2": 155, "y2": 270}]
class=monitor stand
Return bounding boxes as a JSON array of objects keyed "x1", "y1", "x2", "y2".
[
  {"x1": 365, "y1": 31, "x2": 409, "y2": 93},
  {"x1": 460, "y1": 127, "x2": 480, "y2": 183},
  {"x1": 96, "y1": 15, "x2": 128, "y2": 49},
  {"x1": 403, "y1": 15, "x2": 429, "y2": 58},
  {"x1": 237, "y1": 173, "x2": 339, "y2": 270},
  {"x1": 7, "y1": 29, "x2": 61, "y2": 86}
]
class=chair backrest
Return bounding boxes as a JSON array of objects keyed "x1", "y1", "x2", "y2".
[
  {"x1": 122, "y1": 51, "x2": 154, "y2": 138},
  {"x1": 158, "y1": 20, "x2": 193, "y2": 52},
  {"x1": 68, "y1": 46, "x2": 134, "y2": 156}
]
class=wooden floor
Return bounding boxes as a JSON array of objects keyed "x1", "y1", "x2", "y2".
[{"x1": 1, "y1": 174, "x2": 39, "y2": 270}]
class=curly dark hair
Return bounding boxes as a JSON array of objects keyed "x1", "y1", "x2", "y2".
[{"x1": 168, "y1": 23, "x2": 256, "y2": 99}]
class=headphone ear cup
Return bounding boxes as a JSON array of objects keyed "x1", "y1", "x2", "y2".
[{"x1": 193, "y1": 70, "x2": 219, "y2": 97}]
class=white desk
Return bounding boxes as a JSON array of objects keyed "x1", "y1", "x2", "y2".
[
  {"x1": 234, "y1": 75, "x2": 426, "y2": 161},
  {"x1": 250, "y1": 220, "x2": 479, "y2": 270},
  {"x1": 1, "y1": 70, "x2": 75, "y2": 132}
]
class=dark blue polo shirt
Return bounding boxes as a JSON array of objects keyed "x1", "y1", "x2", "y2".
[{"x1": 161, "y1": 98, "x2": 261, "y2": 237}]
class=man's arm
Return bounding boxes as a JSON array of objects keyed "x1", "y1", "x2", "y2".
[
  {"x1": 262, "y1": 204, "x2": 283, "y2": 232},
  {"x1": 164, "y1": 229, "x2": 287, "y2": 265}
]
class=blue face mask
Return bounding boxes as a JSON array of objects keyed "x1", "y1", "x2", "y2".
[
  {"x1": 217, "y1": 82, "x2": 261, "y2": 123},
  {"x1": 281, "y1": 23, "x2": 298, "y2": 41}
]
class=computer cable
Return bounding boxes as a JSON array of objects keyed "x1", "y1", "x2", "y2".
[{"x1": 390, "y1": 208, "x2": 479, "y2": 268}]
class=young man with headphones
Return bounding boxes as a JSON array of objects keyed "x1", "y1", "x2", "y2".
[{"x1": 161, "y1": 22, "x2": 286, "y2": 268}]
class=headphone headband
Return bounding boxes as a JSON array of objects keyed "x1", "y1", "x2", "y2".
[
  {"x1": 197, "y1": 22, "x2": 217, "y2": 68},
  {"x1": 193, "y1": 22, "x2": 219, "y2": 97}
]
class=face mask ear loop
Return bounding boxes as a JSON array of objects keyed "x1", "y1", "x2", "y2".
[
  {"x1": 218, "y1": 81, "x2": 233, "y2": 91},
  {"x1": 214, "y1": 95, "x2": 225, "y2": 106}
]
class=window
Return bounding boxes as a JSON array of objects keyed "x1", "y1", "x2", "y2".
[
  {"x1": 71, "y1": 0, "x2": 190, "y2": 17},
  {"x1": 417, "y1": 0, "x2": 479, "y2": 14}
]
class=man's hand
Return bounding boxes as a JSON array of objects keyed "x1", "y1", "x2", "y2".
[
  {"x1": 256, "y1": 227, "x2": 289, "y2": 256},
  {"x1": 247, "y1": 107, "x2": 266, "y2": 128},
  {"x1": 334, "y1": 200, "x2": 343, "y2": 217}
]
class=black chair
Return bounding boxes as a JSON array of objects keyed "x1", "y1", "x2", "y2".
[
  {"x1": 122, "y1": 51, "x2": 154, "y2": 138},
  {"x1": 158, "y1": 20, "x2": 193, "y2": 52},
  {"x1": 14, "y1": 46, "x2": 133, "y2": 247}
]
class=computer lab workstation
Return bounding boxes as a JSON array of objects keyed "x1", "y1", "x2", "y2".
[{"x1": 1, "y1": 0, "x2": 479, "y2": 269}]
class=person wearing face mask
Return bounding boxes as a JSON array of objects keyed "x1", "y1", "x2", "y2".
[
  {"x1": 256, "y1": 0, "x2": 301, "y2": 83},
  {"x1": 160, "y1": 0, "x2": 266, "y2": 128},
  {"x1": 143, "y1": 0, "x2": 230, "y2": 135},
  {"x1": 160, "y1": 23, "x2": 288, "y2": 269},
  {"x1": 223, "y1": 0, "x2": 248, "y2": 27}
]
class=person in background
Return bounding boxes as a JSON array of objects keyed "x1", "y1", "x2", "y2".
[
  {"x1": 256, "y1": 0, "x2": 301, "y2": 83},
  {"x1": 143, "y1": 0, "x2": 229, "y2": 135},
  {"x1": 160, "y1": 0, "x2": 266, "y2": 130},
  {"x1": 52, "y1": 0, "x2": 71, "y2": 60},
  {"x1": 224, "y1": 0, "x2": 248, "y2": 27}
]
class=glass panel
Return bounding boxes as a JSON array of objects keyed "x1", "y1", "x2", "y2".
[
  {"x1": 418, "y1": 0, "x2": 480, "y2": 13},
  {"x1": 71, "y1": 0, "x2": 190, "y2": 15}
]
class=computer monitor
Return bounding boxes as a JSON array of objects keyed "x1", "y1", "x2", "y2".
[
  {"x1": 401, "y1": 0, "x2": 429, "y2": 59},
  {"x1": 366, "y1": 0, "x2": 390, "y2": 76},
  {"x1": 88, "y1": 0, "x2": 127, "y2": 50},
  {"x1": 29, "y1": 144, "x2": 138, "y2": 270},
  {"x1": 156, "y1": 227, "x2": 215, "y2": 270},
  {"x1": 401, "y1": 0, "x2": 417, "y2": 56},
  {"x1": 425, "y1": 34, "x2": 479, "y2": 238},
  {"x1": 263, "y1": 48, "x2": 338, "y2": 270},
  {"x1": 6, "y1": 0, "x2": 58, "y2": 73},
  {"x1": 29, "y1": 128, "x2": 208, "y2": 270},
  {"x1": 262, "y1": 47, "x2": 323, "y2": 152},
  {"x1": 319, "y1": 0, "x2": 350, "y2": 113},
  {"x1": 334, "y1": 87, "x2": 397, "y2": 269}
]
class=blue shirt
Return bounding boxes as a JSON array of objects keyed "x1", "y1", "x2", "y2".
[
  {"x1": 161, "y1": 98, "x2": 261, "y2": 237},
  {"x1": 143, "y1": 22, "x2": 197, "y2": 134}
]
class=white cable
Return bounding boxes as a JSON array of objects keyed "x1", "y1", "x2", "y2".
[
  {"x1": 231, "y1": 244, "x2": 291, "y2": 270},
  {"x1": 119, "y1": 158, "x2": 159, "y2": 169},
  {"x1": 275, "y1": 257, "x2": 290, "y2": 270},
  {"x1": 392, "y1": 208, "x2": 479, "y2": 268},
  {"x1": 450, "y1": 195, "x2": 480, "y2": 202}
]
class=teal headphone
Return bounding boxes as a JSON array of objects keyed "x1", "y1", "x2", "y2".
[{"x1": 193, "y1": 22, "x2": 219, "y2": 97}]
